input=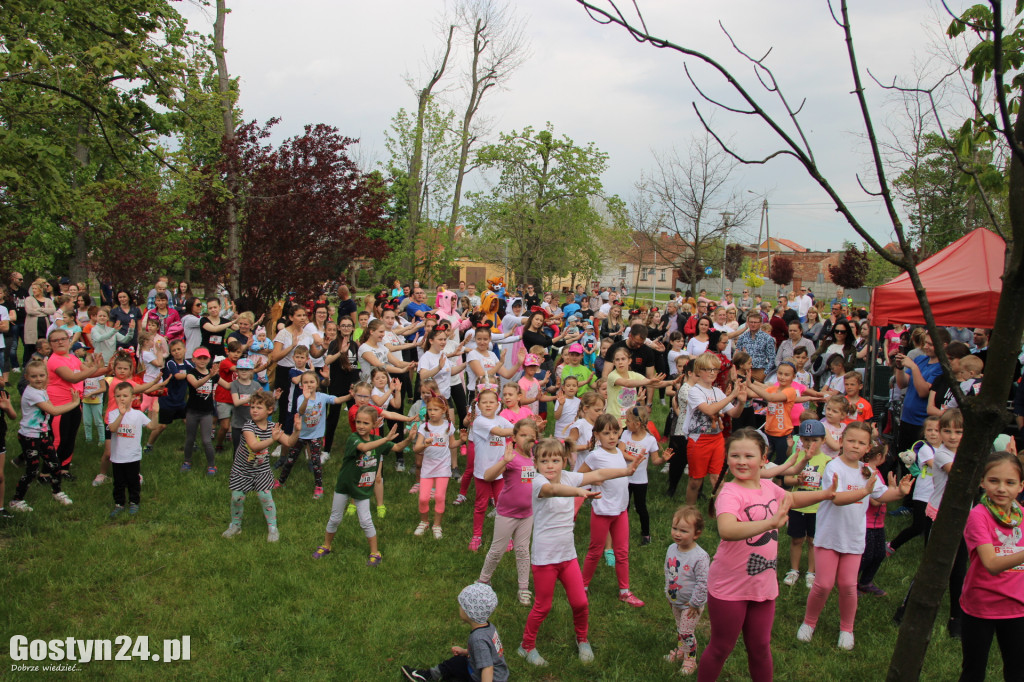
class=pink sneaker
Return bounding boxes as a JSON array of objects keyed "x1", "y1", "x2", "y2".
[
  {"x1": 619, "y1": 591, "x2": 645, "y2": 608},
  {"x1": 409, "y1": 482, "x2": 420, "y2": 494},
  {"x1": 468, "y1": 536, "x2": 482, "y2": 552}
]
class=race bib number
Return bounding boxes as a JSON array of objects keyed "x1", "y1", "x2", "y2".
[
  {"x1": 520, "y1": 465, "x2": 536, "y2": 483},
  {"x1": 358, "y1": 471, "x2": 376, "y2": 487},
  {"x1": 209, "y1": 335, "x2": 222, "y2": 345}
]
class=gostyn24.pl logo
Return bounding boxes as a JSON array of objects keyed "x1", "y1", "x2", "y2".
[{"x1": 10, "y1": 636, "x2": 191, "y2": 665}]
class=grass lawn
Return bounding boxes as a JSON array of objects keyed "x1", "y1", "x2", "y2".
[{"x1": 0, "y1": 391, "x2": 1001, "y2": 681}]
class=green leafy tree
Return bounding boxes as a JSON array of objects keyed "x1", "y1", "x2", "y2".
[{"x1": 466, "y1": 124, "x2": 614, "y2": 285}]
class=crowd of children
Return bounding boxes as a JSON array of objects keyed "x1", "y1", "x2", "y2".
[{"x1": 2, "y1": 279, "x2": 1020, "y2": 680}]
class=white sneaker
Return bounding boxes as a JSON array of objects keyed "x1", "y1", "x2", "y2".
[
  {"x1": 9, "y1": 499, "x2": 32, "y2": 512},
  {"x1": 432, "y1": 525, "x2": 443, "y2": 539},
  {"x1": 517, "y1": 646, "x2": 548, "y2": 667},
  {"x1": 52, "y1": 492, "x2": 73, "y2": 506},
  {"x1": 660, "y1": 463, "x2": 670, "y2": 474},
  {"x1": 837, "y1": 631, "x2": 854, "y2": 650},
  {"x1": 271, "y1": 445, "x2": 282, "y2": 458},
  {"x1": 797, "y1": 624, "x2": 814, "y2": 643},
  {"x1": 805, "y1": 572, "x2": 816, "y2": 589},
  {"x1": 395, "y1": 461, "x2": 406, "y2": 472},
  {"x1": 267, "y1": 527, "x2": 280, "y2": 543},
  {"x1": 577, "y1": 641, "x2": 594, "y2": 663},
  {"x1": 414, "y1": 521, "x2": 428, "y2": 536},
  {"x1": 222, "y1": 524, "x2": 242, "y2": 538},
  {"x1": 320, "y1": 451, "x2": 330, "y2": 463},
  {"x1": 783, "y1": 569, "x2": 800, "y2": 586},
  {"x1": 92, "y1": 474, "x2": 108, "y2": 487},
  {"x1": 487, "y1": 508, "x2": 496, "y2": 518},
  {"x1": 684, "y1": 465, "x2": 689, "y2": 475}
]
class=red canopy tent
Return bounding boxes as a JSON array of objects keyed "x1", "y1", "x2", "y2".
[{"x1": 868, "y1": 228, "x2": 1005, "y2": 328}]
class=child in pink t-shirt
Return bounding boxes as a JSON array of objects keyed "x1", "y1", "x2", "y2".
[
  {"x1": 478, "y1": 420, "x2": 539, "y2": 606},
  {"x1": 698, "y1": 428, "x2": 838, "y2": 682},
  {"x1": 959, "y1": 451, "x2": 1024, "y2": 680},
  {"x1": 500, "y1": 383, "x2": 542, "y2": 427},
  {"x1": 518, "y1": 354, "x2": 557, "y2": 415}
]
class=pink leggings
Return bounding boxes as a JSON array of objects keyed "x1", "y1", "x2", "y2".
[
  {"x1": 418, "y1": 477, "x2": 449, "y2": 515},
  {"x1": 581, "y1": 510, "x2": 630, "y2": 590},
  {"x1": 521, "y1": 559, "x2": 589, "y2": 651},
  {"x1": 472, "y1": 477, "x2": 504, "y2": 538},
  {"x1": 458, "y1": 443, "x2": 475, "y2": 497},
  {"x1": 803, "y1": 546, "x2": 860, "y2": 632},
  {"x1": 697, "y1": 594, "x2": 775, "y2": 682}
]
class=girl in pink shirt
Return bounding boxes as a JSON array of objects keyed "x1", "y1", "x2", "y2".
[
  {"x1": 499, "y1": 383, "x2": 541, "y2": 427},
  {"x1": 698, "y1": 428, "x2": 838, "y2": 682},
  {"x1": 478, "y1": 420, "x2": 539, "y2": 606},
  {"x1": 959, "y1": 451, "x2": 1024, "y2": 680}
]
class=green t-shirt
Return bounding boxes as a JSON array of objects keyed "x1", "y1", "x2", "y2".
[
  {"x1": 336, "y1": 433, "x2": 384, "y2": 500},
  {"x1": 560, "y1": 364, "x2": 594, "y2": 394},
  {"x1": 794, "y1": 452, "x2": 833, "y2": 514}
]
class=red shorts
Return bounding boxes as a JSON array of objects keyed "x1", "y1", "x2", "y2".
[{"x1": 686, "y1": 432, "x2": 724, "y2": 479}]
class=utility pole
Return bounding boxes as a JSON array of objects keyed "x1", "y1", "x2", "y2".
[{"x1": 720, "y1": 211, "x2": 734, "y2": 296}]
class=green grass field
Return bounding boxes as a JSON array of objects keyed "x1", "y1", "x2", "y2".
[{"x1": 0, "y1": 392, "x2": 1002, "y2": 681}]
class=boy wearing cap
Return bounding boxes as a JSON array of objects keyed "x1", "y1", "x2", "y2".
[
  {"x1": 401, "y1": 583, "x2": 509, "y2": 682},
  {"x1": 229, "y1": 357, "x2": 260, "y2": 454},
  {"x1": 559, "y1": 343, "x2": 594, "y2": 394},
  {"x1": 781, "y1": 416, "x2": 831, "y2": 589}
]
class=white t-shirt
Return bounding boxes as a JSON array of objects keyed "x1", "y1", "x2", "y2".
[
  {"x1": 141, "y1": 349, "x2": 160, "y2": 382},
  {"x1": 19, "y1": 386, "x2": 50, "y2": 437},
  {"x1": 667, "y1": 349, "x2": 688, "y2": 375},
  {"x1": 471, "y1": 414, "x2": 512, "y2": 480},
  {"x1": 586, "y1": 446, "x2": 629, "y2": 516},
  {"x1": 686, "y1": 337, "x2": 709, "y2": 357},
  {"x1": 623, "y1": 432, "x2": 659, "y2": 484},
  {"x1": 303, "y1": 322, "x2": 326, "y2": 368},
  {"x1": 0, "y1": 305, "x2": 8, "y2": 349},
  {"x1": 682, "y1": 384, "x2": 728, "y2": 441},
  {"x1": 531, "y1": 469, "x2": 585, "y2": 565},
  {"x1": 107, "y1": 408, "x2": 151, "y2": 464},
  {"x1": 912, "y1": 442, "x2": 937, "y2": 502},
  {"x1": 418, "y1": 350, "x2": 451, "y2": 398},
  {"x1": 712, "y1": 322, "x2": 734, "y2": 359},
  {"x1": 358, "y1": 342, "x2": 391, "y2": 383},
  {"x1": 274, "y1": 327, "x2": 315, "y2": 369},
  {"x1": 928, "y1": 445, "x2": 956, "y2": 513},
  {"x1": 466, "y1": 349, "x2": 499, "y2": 391},
  {"x1": 815, "y1": 457, "x2": 887, "y2": 554},
  {"x1": 554, "y1": 396, "x2": 581, "y2": 439},
  {"x1": 569, "y1": 417, "x2": 594, "y2": 473},
  {"x1": 418, "y1": 421, "x2": 455, "y2": 479}
]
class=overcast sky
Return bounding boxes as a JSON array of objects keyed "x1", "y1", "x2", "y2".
[{"x1": 180, "y1": 1, "x2": 974, "y2": 251}]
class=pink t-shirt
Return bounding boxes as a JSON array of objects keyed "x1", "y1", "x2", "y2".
[
  {"x1": 866, "y1": 470, "x2": 887, "y2": 529},
  {"x1": 707, "y1": 479, "x2": 787, "y2": 602},
  {"x1": 46, "y1": 352, "x2": 83, "y2": 405},
  {"x1": 500, "y1": 406, "x2": 534, "y2": 425},
  {"x1": 518, "y1": 376, "x2": 541, "y2": 415},
  {"x1": 961, "y1": 504, "x2": 1024, "y2": 619},
  {"x1": 495, "y1": 452, "x2": 536, "y2": 519}
]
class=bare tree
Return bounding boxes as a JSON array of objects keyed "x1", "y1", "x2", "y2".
[
  {"x1": 402, "y1": 21, "x2": 457, "y2": 275},
  {"x1": 448, "y1": 0, "x2": 529, "y2": 243},
  {"x1": 574, "y1": 1, "x2": 1024, "y2": 680},
  {"x1": 639, "y1": 132, "x2": 755, "y2": 294}
]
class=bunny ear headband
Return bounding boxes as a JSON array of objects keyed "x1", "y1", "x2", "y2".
[{"x1": 255, "y1": 326, "x2": 266, "y2": 335}]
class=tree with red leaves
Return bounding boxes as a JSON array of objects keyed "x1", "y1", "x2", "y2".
[
  {"x1": 769, "y1": 255, "x2": 794, "y2": 286},
  {"x1": 828, "y1": 244, "x2": 870, "y2": 290},
  {"x1": 82, "y1": 183, "x2": 185, "y2": 294},
  {"x1": 192, "y1": 119, "x2": 391, "y2": 312}
]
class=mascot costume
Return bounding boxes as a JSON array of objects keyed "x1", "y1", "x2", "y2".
[{"x1": 477, "y1": 276, "x2": 505, "y2": 328}]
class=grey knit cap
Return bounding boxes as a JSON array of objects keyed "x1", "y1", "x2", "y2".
[{"x1": 458, "y1": 583, "x2": 498, "y2": 624}]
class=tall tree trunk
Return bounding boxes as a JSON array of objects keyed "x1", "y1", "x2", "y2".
[
  {"x1": 886, "y1": 106, "x2": 1024, "y2": 681},
  {"x1": 406, "y1": 25, "x2": 456, "y2": 278},
  {"x1": 215, "y1": 0, "x2": 240, "y2": 300},
  {"x1": 70, "y1": 124, "x2": 90, "y2": 284}
]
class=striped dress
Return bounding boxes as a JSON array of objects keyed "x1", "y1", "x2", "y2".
[{"x1": 227, "y1": 420, "x2": 275, "y2": 492}]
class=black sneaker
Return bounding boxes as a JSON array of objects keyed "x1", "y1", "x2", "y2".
[
  {"x1": 0, "y1": 507, "x2": 14, "y2": 518},
  {"x1": 640, "y1": 535, "x2": 652, "y2": 546},
  {"x1": 400, "y1": 665, "x2": 431, "y2": 681}
]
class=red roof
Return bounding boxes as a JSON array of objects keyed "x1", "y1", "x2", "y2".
[
  {"x1": 774, "y1": 238, "x2": 807, "y2": 253},
  {"x1": 868, "y1": 229, "x2": 1004, "y2": 327}
]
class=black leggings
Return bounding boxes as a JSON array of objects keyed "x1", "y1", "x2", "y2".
[
  {"x1": 628, "y1": 482, "x2": 650, "y2": 537},
  {"x1": 432, "y1": 655, "x2": 476, "y2": 682},
  {"x1": 274, "y1": 370, "x2": 293, "y2": 434},
  {"x1": 890, "y1": 499, "x2": 932, "y2": 551},
  {"x1": 959, "y1": 613, "x2": 1024, "y2": 682},
  {"x1": 859, "y1": 527, "x2": 887, "y2": 586},
  {"x1": 14, "y1": 434, "x2": 61, "y2": 499},
  {"x1": 667, "y1": 435, "x2": 688, "y2": 497},
  {"x1": 54, "y1": 405, "x2": 82, "y2": 469},
  {"x1": 451, "y1": 383, "x2": 468, "y2": 427}
]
